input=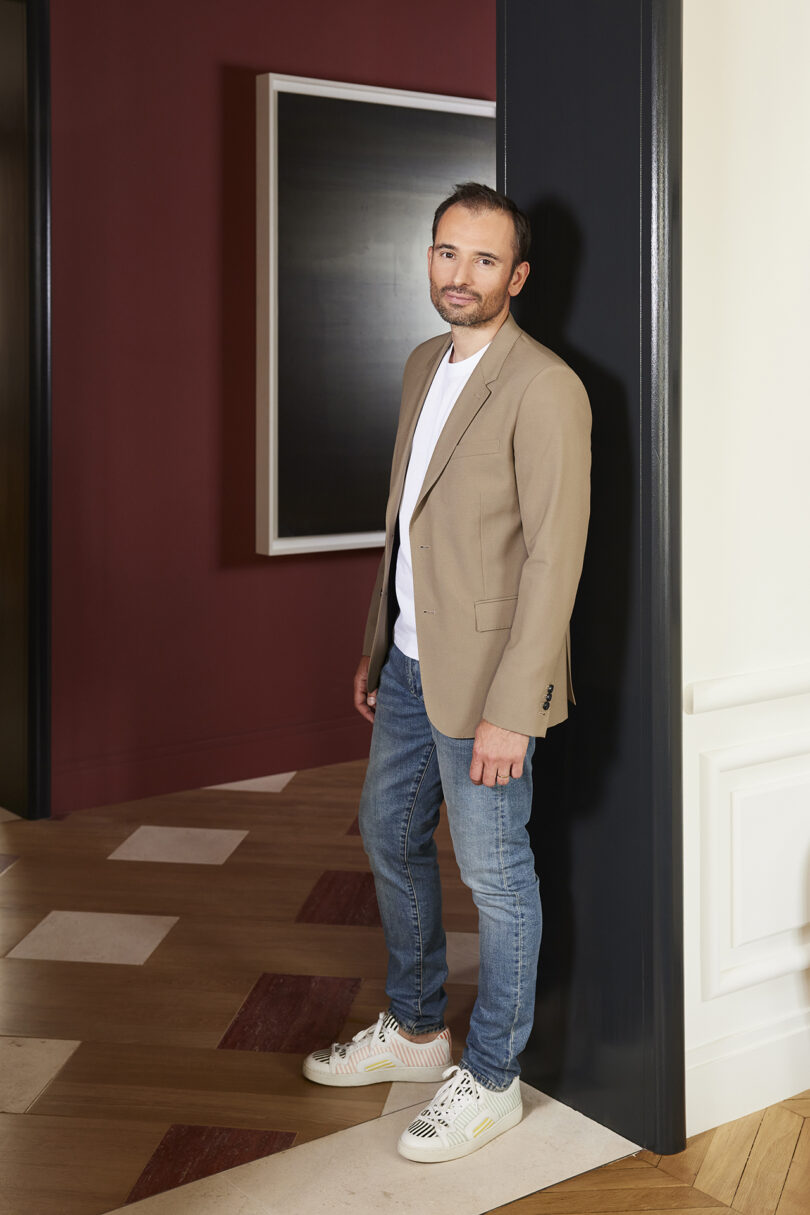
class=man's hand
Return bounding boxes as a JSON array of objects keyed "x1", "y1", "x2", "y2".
[
  {"x1": 470, "y1": 719, "x2": 530, "y2": 787},
  {"x1": 353, "y1": 656, "x2": 377, "y2": 724}
]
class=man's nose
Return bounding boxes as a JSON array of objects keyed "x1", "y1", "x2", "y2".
[{"x1": 450, "y1": 260, "x2": 473, "y2": 284}]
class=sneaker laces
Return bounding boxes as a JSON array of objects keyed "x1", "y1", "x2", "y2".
[
  {"x1": 332, "y1": 1010, "x2": 394, "y2": 1061},
  {"x1": 417, "y1": 1065, "x2": 479, "y2": 1130}
]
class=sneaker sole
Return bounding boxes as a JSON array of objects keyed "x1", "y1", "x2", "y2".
[
  {"x1": 397, "y1": 1103, "x2": 523, "y2": 1162},
  {"x1": 302, "y1": 1061, "x2": 451, "y2": 1087}
]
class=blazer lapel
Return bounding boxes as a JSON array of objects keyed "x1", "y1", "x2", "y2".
[
  {"x1": 412, "y1": 313, "x2": 523, "y2": 518},
  {"x1": 386, "y1": 335, "x2": 451, "y2": 530}
]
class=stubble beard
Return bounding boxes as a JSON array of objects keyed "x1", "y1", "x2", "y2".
[{"x1": 430, "y1": 281, "x2": 509, "y2": 328}]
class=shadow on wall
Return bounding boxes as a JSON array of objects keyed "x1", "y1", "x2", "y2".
[
  {"x1": 219, "y1": 64, "x2": 263, "y2": 568},
  {"x1": 518, "y1": 197, "x2": 634, "y2": 1095}
]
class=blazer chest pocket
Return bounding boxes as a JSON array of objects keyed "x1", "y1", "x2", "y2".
[
  {"x1": 475, "y1": 595, "x2": 518, "y2": 632},
  {"x1": 454, "y1": 436, "x2": 501, "y2": 458}
]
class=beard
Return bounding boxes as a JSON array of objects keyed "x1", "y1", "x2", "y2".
[{"x1": 429, "y1": 280, "x2": 509, "y2": 328}]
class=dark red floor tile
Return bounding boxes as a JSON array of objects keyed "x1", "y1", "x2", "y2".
[
  {"x1": 346, "y1": 815, "x2": 361, "y2": 835},
  {"x1": 126, "y1": 1123, "x2": 295, "y2": 1203},
  {"x1": 295, "y1": 869, "x2": 381, "y2": 927},
  {"x1": 217, "y1": 972, "x2": 362, "y2": 1052}
]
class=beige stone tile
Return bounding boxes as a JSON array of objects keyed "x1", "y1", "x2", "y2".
[
  {"x1": 382, "y1": 1079, "x2": 445, "y2": 1116},
  {"x1": 104, "y1": 1173, "x2": 269, "y2": 1214},
  {"x1": 7, "y1": 911, "x2": 178, "y2": 965},
  {"x1": 0, "y1": 1036, "x2": 80, "y2": 1112},
  {"x1": 207, "y1": 772, "x2": 296, "y2": 793},
  {"x1": 446, "y1": 931, "x2": 479, "y2": 982},
  {"x1": 108, "y1": 826, "x2": 248, "y2": 865},
  {"x1": 225, "y1": 1081, "x2": 639, "y2": 1214},
  {"x1": 0, "y1": 807, "x2": 19, "y2": 822},
  {"x1": 0, "y1": 908, "x2": 47, "y2": 957}
]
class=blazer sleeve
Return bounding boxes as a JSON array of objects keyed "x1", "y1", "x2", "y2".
[
  {"x1": 361, "y1": 553, "x2": 385, "y2": 656},
  {"x1": 482, "y1": 364, "x2": 591, "y2": 735}
]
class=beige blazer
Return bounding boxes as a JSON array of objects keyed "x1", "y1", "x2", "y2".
[{"x1": 362, "y1": 312, "x2": 591, "y2": 739}]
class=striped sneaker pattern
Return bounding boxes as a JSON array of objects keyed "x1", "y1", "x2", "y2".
[
  {"x1": 302, "y1": 1010, "x2": 452, "y2": 1087},
  {"x1": 397, "y1": 1065, "x2": 523, "y2": 1162}
]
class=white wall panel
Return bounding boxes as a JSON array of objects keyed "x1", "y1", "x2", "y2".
[
  {"x1": 732, "y1": 780, "x2": 810, "y2": 946},
  {"x1": 683, "y1": 0, "x2": 810, "y2": 1135}
]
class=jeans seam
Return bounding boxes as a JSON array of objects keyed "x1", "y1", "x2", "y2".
[
  {"x1": 497, "y1": 782, "x2": 523, "y2": 1072},
  {"x1": 401, "y1": 739, "x2": 438, "y2": 1023}
]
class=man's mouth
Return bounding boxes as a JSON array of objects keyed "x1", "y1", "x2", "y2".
[{"x1": 444, "y1": 291, "x2": 478, "y2": 303}]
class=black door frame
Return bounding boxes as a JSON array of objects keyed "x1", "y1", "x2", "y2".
[{"x1": 497, "y1": 0, "x2": 684, "y2": 1152}]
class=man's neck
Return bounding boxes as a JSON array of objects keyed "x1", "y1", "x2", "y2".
[{"x1": 448, "y1": 307, "x2": 510, "y2": 362}]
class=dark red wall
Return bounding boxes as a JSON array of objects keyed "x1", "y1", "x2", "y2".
[{"x1": 49, "y1": 1, "x2": 495, "y2": 812}]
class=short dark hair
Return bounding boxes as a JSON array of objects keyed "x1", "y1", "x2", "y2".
[{"x1": 432, "y1": 182, "x2": 531, "y2": 269}]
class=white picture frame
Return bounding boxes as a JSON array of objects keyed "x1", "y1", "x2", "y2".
[{"x1": 255, "y1": 72, "x2": 495, "y2": 556}]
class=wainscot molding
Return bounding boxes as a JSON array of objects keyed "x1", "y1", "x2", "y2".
[
  {"x1": 685, "y1": 660, "x2": 810, "y2": 714},
  {"x1": 699, "y1": 731, "x2": 810, "y2": 999}
]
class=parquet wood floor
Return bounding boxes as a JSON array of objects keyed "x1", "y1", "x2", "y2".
[
  {"x1": 0, "y1": 759, "x2": 807, "y2": 1214},
  {"x1": 490, "y1": 1095, "x2": 810, "y2": 1215},
  {"x1": 0, "y1": 761, "x2": 480, "y2": 1213}
]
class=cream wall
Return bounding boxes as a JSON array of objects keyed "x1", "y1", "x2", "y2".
[{"x1": 682, "y1": 0, "x2": 810, "y2": 1134}]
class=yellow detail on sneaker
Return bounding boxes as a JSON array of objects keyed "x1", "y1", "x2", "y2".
[
  {"x1": 364, "y1": 1059, "x2": 397, "y2": 1070},
  {"x1": 472, "y1": 1117, "x2": 494, "y2": 1137}
]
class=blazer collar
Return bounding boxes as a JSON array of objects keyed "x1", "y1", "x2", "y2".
[
  {"x1": 386, "y1": 313, "x2": 523, "y2": 530},
  {"x1": 412, "y1": 312, "x2": 522, "y2": 516}
]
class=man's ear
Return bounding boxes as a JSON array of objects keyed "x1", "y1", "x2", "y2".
[
  {"x1": 427, "y1": 245, "x2": 434, "y2": 273},
  {"x1": 508, "y1": 261, "x2": 530, "y2": 298}
]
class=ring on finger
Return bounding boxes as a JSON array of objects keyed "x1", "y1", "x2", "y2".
[{"x1": 497, "y1": 774, "x2": 510, "y2": 784}]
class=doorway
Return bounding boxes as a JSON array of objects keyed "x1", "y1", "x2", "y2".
[{"x1": 498, "y1": 0, "x2": 685, "y2": 1152}]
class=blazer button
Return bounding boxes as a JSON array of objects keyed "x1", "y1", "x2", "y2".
[{"x1": 542, "y1": 700, "x2": 550, "y2": 711}]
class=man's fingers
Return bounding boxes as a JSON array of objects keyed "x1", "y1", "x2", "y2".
[
  {"x1": 353, "y1": 676, "x2": 376, "y2": 724},
  {"x1": 353, "y1": 656, "x2": 375, "y2": 722},
  {"x1": 470, "y1": 720, "x2": 530, "y2": 787},
  {"x1": 472, "y1": 748, "x2": 509, "y2": 788},
  {"x1": 480, "y1": 758, "x2": 498, "y2": 788},
  {"x1": 471, "y1": 747, "x2": 500, "y2": 786}
]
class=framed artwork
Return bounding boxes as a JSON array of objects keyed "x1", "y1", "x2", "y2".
[{"x1": 255, "y1": 72, "x2": 495, "y2": 555}]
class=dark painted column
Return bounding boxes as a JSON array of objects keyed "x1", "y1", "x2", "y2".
[
  {"x1": 0, "y1": 0, "x2": 51, "y2": 819},
  {"x1": 498, "y1": 0, "x2": 684, "y2": 1151}
]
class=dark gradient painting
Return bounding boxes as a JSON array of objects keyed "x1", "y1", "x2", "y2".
[{"x1": 276, "y1": 91, "x2": 494, "y2": 539}]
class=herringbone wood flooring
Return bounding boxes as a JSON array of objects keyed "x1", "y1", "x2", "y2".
[{"x1": 490, "y1": 1093, "x2": 810, "y2": 1214}]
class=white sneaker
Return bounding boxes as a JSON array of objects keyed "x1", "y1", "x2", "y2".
[
  {"x1": 397, "y1": 1064, "x2": 523, "y2": 1162},
  {"x1": 302, "y1": 1011, "x2": 452, "y2": 1087}
]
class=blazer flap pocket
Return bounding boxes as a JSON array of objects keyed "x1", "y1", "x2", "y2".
[
  {"x1": 455, "y1": 436, "x2": 501, "y2": 458},
  {"x1": 475, "y1": 595, "x2": 518, "y2": 632}
]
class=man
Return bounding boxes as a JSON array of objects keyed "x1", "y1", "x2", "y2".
[{"x1": 303, "y1": 183, "x2": 591, "y2": 1163}]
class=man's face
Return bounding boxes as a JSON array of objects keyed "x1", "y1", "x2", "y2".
[{"x1": 428, "y1": 203, "x2": 529, "y2": 328}]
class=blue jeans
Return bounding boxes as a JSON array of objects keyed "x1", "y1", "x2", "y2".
[{"x1": 358, "y1": 643, "x2": 542, "y2": 1091}]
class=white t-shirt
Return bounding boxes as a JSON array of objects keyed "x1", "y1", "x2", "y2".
[{"x1": 393, "y1": 342, "x2": 490, "y2": 659}]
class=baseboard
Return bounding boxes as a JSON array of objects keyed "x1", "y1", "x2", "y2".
[
  {"x1": 52, "y1": 713, "x2": 371, "y2": 814},
  {"x1": 685, "y1": 1009, "x2": 810, "y2": 1135}
]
